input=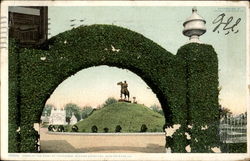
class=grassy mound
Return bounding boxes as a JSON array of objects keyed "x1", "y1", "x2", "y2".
[{"x1": 75, "y1": 102, "x2": 165, "y2": 133}]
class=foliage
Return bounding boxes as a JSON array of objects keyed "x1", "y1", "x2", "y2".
[
  {"x1": 9, "y1": 25, "x2": 219, "y2": 153},
  {"x1": 219, "y1": 106, "x2": 232, "y2": 119},
  {"x1": 150, "y1": 104, "x2": 164, "y2": 116},
  {"x1": 75, "y1": 102, "x2": 164, "y2": 133},
  {"x1": 91, "y1": 125, "x2": 98, "y2": 133},
  {"x1": 115, "y1": 125, "x2": 122, "y2": 132},
  {"x1": 103, "y1": 127, "x2": 109, "y2": 133},
  {"x1": 102, "y1": 97, "x2": 118, "y2": 107},
  {"x1": 9, "y1": 39, "x2": 20, "y2": 152},
  {"x1": 64, "y1": 103, "x2": 81, "y2": 121},
  {"x1": 71, "y1": 125, "x2": 78, "y2": 132},
  {"x1": 177, "y1": 43, "x2": 219, "y2": 152},
  {"x1": 48, "y1": 125, "x2": 69, "y2": 132},
  {"x1": 168, "y1": 126, "x2": 189, "y2": 153},
  {"x1": 220, "y1": 143, "x2": 247, "y2": 153},
  {"x1": 57, "y1": 125, "x2": 65, "y2": 132},
  {"x1": 140, "y1": 124, "x2": 148, "y2": 132},
  {"x1": 42, "y1": 104, "x2": 54, "y2": 116},
  {"x1": 63, "y1": 125, "x2": 72, "y2": 132},
  {"x1": 48, "y1": 125, "x2": 53, "y2": 131},
  {"x1": 81, "y1": 106, "x2": 94, "y2": 119},
  {"x1": 66, "y1": 117, "x2": 71, "y2": 124},
  {"x1": 20, "y1": 126, "x2": 39, "y2": 152}
]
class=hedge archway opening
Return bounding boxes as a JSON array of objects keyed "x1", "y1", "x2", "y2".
[
  {"x1": 41, "y1": 65, "x2": 165, "y2": 127},
  {"x1": 41, "y1": 64, "x2": 171, "y2": 123},
  {"x1": 43, "y1": 65, "x2": 162, "y2": 110}
]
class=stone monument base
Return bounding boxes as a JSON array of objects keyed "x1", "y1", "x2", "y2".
[{"x1": 118, "y1": 99, "x2": 131, "y2": 103}]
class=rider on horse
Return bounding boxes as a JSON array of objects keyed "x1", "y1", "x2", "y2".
[
  {"x1": 117, "y1": 81, "x2": 130, "y2": 101},
  {"x1": 122, "y1": 81, "x2": 128, "y2": 90}
]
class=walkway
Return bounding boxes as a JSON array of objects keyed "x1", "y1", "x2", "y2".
[{"x1": 40, "y1": 128, "x2": 166, "y2": 153}]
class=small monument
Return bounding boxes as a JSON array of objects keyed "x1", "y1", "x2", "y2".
[
  {"x1": 132, "y1": 97, "x2": 137, "y2": 104},
  {"x1": 117, "y1": 81, "x2": 131, "y2": 103},
  {"x1": 183, "y1": 7, "x2": 206, "y2": 43}
]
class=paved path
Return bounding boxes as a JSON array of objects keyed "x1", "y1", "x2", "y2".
[{"x1": 40, "y1": 128, "x2": 166, "y2": 153}]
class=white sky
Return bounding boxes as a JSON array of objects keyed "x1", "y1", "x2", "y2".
[{"x1": 46, "y1": 66, "x2": 160, "y2": 108}]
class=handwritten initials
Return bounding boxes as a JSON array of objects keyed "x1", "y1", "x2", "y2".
[{"x1": 212, "y1": 13, "x2": 241, "y2": 35}]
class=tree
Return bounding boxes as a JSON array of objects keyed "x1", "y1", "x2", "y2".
[
  {"x1": 96, "y1": 105, "x2": 102, "y2": 109},
  {"x1": 103, "y1": 97, "x2": 118, "y2": 107},
  {"x1": 66, "y1": 117, "x2": 71, "y2": 125},
  {"x1": 81, "y1": 106, "x2": 94, "y2": 119},
  {"x1": 219, "y1": 106, "x2": 232, "y2": 119},
  {"x1": 42, "y1": 104, "x2": 54, "y2": 116},
  {"x1": 64, "y1": 103, "x2": 81, "y2": 121}
]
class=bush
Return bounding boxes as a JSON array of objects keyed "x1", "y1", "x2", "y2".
[
  {"x1": 91, "y1": 125, "x2": 98, "y2": 133},
  {"x1": 103, "y1": 127, "x2": 109, "y2": 133},
  {"x1": 71, "y1": 125, "x2": 78, "y2": 132},
  {"x1": 103, "y1": 97, "x2": 118, "y2": 107},
  {"x1": 140, "y1": 124, "x2": 148, "y2": 132},
  {"x1": 57, "y1": 125, "x2": 65, "y2": 132},
  {"x1": 48, "y1": 125, "x2": 54, "y2": 131},
  {"x1": 115, "y1": 125, "x2": 122, "y2": 133}
]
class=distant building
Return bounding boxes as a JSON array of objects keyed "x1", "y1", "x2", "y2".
[
  {"x1": 9, "y1": 6, "x2": 48, "y2": 48},
  {"x1": 70, "y1": 113, "x2": 78, "y2": 125},
  {"x1": 49, "y1": 108, "x2": 67, "y2": 125}
]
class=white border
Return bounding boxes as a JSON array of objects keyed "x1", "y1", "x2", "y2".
[{"x1": 0, "y1": 1, "x2": 249, "y2": 161}]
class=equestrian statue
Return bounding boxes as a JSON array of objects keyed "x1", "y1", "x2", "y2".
[{"x1": 117, "y1": 81, "x2": 130, "y2": 101}]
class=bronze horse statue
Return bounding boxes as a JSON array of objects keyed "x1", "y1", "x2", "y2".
[{"x1": 117, "y1": 81, "x2": 130, "y2": 101}]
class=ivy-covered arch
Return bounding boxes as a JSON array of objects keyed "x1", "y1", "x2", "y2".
[{"x1": 9, "y1": 24, "x2": 219, "y2": 153}]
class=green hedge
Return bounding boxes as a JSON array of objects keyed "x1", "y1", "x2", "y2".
[
  {"x1": 8, "y1": 24, "x2": 219, "y2": 153},
  {"x1": 9, "y1": 39, "x2": 20, "y2": 152},
  {"x1": 177, "y1": 43, "x2": 220, "y2": 152}
]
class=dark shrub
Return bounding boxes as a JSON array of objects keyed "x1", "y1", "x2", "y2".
[
  {"x1": 115, "y1": 125, "x2": 122, "y2": 132},
  {"x1": 103, "y1": 127, "x2": 109, "y2": 133},
  {"x1": 48, "y1": 125, "x2": 56, "y2": 131},
  {"x1": 91, "y1": 125, "x2": 98, "y2": 133},
  {"x1": 140, "y1": 124, "x2": 148, "y2": 132},
  {"x1": 57, "y1": 125, "x2": 65, "y2": 132},
  {"x1": 72, "y1": 125, "x2": 78, "y2": 132},
  {"x1": 48, "y1": 125, "x2": 53, "y2": 131}
]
